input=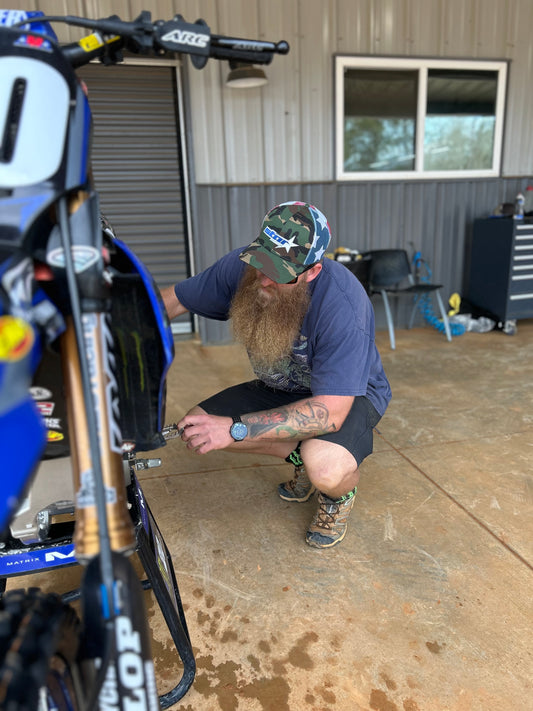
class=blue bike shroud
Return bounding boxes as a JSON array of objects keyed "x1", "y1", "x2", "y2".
[
  {"x1": 0, "y1": 396, "x2": 47, "y2": 536},
  {"x1": 0, "y1": 235, "x2": 174, "y2": 542}
]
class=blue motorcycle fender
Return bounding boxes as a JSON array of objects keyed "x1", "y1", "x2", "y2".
[{"x1": 0, "y1": 316, "x2": 46, "y2": 534}]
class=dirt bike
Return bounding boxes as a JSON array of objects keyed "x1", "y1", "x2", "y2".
[{"x1": 0, "y1": 9, "x2": 288, "y2": 710}]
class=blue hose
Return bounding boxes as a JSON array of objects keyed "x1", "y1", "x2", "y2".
[{"x1": 412, "y1": 252, "x2": 465, "y2": 337}]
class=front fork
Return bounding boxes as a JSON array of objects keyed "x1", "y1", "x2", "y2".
[
  {"x1": 56, "y1": 194, "x2": 160, "y2": 708},
  {"x1": 56, "y1": 191, "x2": 135, "y2": 560},
  {"x1": 60, "y1": 313, "x2": 135, "y2": 560}
]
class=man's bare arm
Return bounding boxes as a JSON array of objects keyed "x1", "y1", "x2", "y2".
[
  {"x1": 161, "y1": 285, "x2": 188, "y2": 320},
  {"x1": 242, "y1": 394, "x2": 354, "y2": 440},
  {"x1": 177, "y1": 395, "x2": 355, "y2": 454}
]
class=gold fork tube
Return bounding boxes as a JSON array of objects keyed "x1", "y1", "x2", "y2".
[{"x1": 60, "y1": 314, "x2": 135, "y2": 560}]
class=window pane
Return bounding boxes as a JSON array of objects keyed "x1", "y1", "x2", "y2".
[
  {"x1": 424, "y1": 70, "x2": 498, "y2": 171},
  {"x1": 343, "y1": 69, "x2": 417, "y2": 171}
]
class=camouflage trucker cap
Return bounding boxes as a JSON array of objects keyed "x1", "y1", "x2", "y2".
[{"x1": 239, "y1": 201, "x2": 331, "y2": 284}]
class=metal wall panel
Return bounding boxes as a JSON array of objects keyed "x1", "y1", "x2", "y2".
[
  {"x1": 12, "y1": 0, "x2": 533, "y2": 179},
  {"x1": 298, "y1": 0, "x2": 336, "y2": 180},
  {"x1": 10, "y1": 0, "x2": 533, "y2": 344},
  {"x1": 217, "y1": 0, "x2": 265, "y2": 184},
  {"x1": 181, "y1": 0, "x2": 533, "y2": 182},
  {"x1": 76, "y1": 62, "x2": 192, "y2": 335},
  {"x1": 77, "y1": 63, "x2": 188, "y2": 288},
  {"x1": 258, "y1": 0, "x2": 301, "y2": 183},
  {"x1": 194, "y1": 177, "x2": 527, "y2": 341},
  {"x1": 501, "y1": 0, "x2": 533, "y2": 176},
  {"x1": 182, "y1": 0, "x2": 227, "y2": 184}
]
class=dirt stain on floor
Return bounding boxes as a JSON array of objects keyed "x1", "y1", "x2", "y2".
[
  {"x1": 193, "y1": 656, "x2": 291, "y2": 711},
  {"x1": 152, "y1": 587, "x2": 335, "y2": 709}
]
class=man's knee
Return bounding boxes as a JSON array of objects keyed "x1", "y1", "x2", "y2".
[{"x1": 300, "y1": 439, "x2": 358, "y2": 490}]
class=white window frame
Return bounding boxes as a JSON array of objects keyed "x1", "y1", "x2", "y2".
[{"x1": 335, "y1": 56, "x2": 508, "y2": 181}]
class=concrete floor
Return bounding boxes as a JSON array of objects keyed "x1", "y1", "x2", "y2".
[{"x1": 10, "y1": 320, "x2": 533, "y2": 710}]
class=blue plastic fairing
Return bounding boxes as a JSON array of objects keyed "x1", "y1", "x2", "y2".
[
  {"x1": 0, "y1": 397, "x2": 46, "y2": 534},
  {"x1": 0, "y1": 10, "x2": 58, "y2": 39}
]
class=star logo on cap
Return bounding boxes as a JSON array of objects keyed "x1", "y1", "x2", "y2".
[
  {"x1": 278, "y1": 235, "x2": 298, "y2": 253},
  {"x1": 264, "y1": 226, "x2": 299, "y2": 253}
]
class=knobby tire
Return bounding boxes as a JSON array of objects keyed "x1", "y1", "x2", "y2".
[{"x1": 0, "y1": 588, "x2": 82, "y2": 710}]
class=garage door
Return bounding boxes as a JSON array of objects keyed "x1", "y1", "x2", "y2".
[{"x1": 78, "y1": 62, "x2": 191, "y2": 333}]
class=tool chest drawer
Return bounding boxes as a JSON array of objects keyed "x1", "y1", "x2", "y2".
[{"x1": 466, "y1": 218, "x2": 533, "y2": 322}]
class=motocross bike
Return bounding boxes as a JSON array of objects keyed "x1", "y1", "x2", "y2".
[{"x1": 0, "y1": 9, "x2": 288, "y2": 710}]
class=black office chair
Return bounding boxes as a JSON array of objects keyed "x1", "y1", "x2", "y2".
[
  {"x1": 364, "y1": 249, "x2": 452, "y2": 350},
  {"x1": 341, "y1": 254, "x2": 372, "y2": 295}
]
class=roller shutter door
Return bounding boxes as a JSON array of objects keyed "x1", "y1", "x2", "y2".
[{"x1": 78, "y1": 62, "x2": 191, "y2": 333}]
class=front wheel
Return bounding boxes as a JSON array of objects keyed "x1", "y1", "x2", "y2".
[{"x1": 0, "y1": 588, "x2": 82, "y2": 710}]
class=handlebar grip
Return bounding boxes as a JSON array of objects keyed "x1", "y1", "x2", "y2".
[{"x1": 209, "y1": 35, "x2": 289, "y2": 65}]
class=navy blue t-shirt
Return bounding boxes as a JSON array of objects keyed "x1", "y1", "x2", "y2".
[{"x1": 175, "y1": 247, "x2": 391, "y2": 416}]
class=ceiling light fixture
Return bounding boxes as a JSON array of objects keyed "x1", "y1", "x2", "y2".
[{"x1": 225, "y1": 62, "x2": 268, "y2": 89}]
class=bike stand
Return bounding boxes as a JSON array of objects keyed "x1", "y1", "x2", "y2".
[{"x1": 0, "y1": 472, "x2": 195, "y2": 708}]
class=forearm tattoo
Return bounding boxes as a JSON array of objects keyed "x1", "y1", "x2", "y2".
[{"x1": 243, "y1": 399, "x2": 337, "y2": 439}]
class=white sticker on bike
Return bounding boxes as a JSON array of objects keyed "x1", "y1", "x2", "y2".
[
  {"x1": 44, "y1": 549, "x2": 76, "y2": 562},
  {"x1": 76, "y1": 469, "x2": 117, "y2": 509},
  {"x1": 97, "y1": 616, "x2": 155, "y2": 710},
  {"x1": 82, "y1": 313, "x2": 122, "y2": 454},
  {"x1": 30, "y1": 386, "x2": 53, "y2": 401},
  {"x1": 47, "y1": 245, "x2": 100, "y2": 273},
  {"x1": 0, "y1": 57, "x2": 69, "y2": 187},
  {"x1": 37, "y1": 402, "x2": 55, "y2": 417},
  {"x1": 160, "y1": 29, "x2": 209, "y2": 47}
]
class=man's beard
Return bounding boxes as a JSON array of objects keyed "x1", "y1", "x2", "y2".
[{"x1": 230, "y1": 267, "x2": 311, "y2": 369}]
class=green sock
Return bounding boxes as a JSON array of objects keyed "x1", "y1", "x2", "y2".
[
  {"x1": 333, "y1": 486, "x2": 358, "y2": 504},
  {"x1": 285, "y1": 442, "x2": 303, "y2": 468}
]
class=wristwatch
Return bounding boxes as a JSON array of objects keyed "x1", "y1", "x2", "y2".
[{"x1": 230, "y1": 415, "x2": 248, "y2": 441}]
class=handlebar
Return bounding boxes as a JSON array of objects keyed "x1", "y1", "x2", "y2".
[
  {"x1": 14, "y1": 10, "x2": 289, "y2": 69},
  {"x1": 210, "y1": 34, "x2": 289, "y2": 64}
]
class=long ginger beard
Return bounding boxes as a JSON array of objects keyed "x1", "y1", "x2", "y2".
[{"x1": 230, "y1": 267, "x2": 311, "y2": 369}]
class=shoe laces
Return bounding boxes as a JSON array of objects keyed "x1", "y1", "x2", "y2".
[
  {"x1": 314, "y1": 496, "x2": 340, "y2": 530},
  {"x1": 288, "y1": 464, "x2": 306, "y2": 484}
]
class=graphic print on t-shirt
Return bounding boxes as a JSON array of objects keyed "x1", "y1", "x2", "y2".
[{"x1": 250, "y1": 335, "x2": 311, "y2": 392}]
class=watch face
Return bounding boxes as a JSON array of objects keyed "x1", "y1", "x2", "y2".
[{"x1": 230, "y1": 421, "x2": 248, "y2": 441}]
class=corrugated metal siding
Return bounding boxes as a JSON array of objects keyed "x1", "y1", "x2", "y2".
[
  {"x1": 10, "y1": 0, "x2": 533, "y2": 343},
  {"x1": 13, "y1": 0, "x2": 533, "y2": 179},
  {"x1": 183, "y1": 0, "x2": 533, "y2": 182},
  {"x1": 258, "y1": 0, "x2": 301, "y2": 183},
  {"x1": 77, "y1": 63, "x2": 189, "y2": 289},
  {"x1": 193, "y1": 178, "x2": 528, "y2": 341},
  {"x1": 216, "y1": 0, "x2": 261, "y2": 184},
  {"x1": 77, "y1": 61, "x2": 192, "y2": 333}
]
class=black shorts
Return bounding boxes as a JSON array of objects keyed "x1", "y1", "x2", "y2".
[{"x1": 198, "y1": 380, "x2": 381, "y2": 466}]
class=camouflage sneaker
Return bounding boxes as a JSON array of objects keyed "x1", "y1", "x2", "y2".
[
  {"x1": 278, "y1": 465, "x2": 316, "y2": 502},
  {"x1": 305, "y1": 489, "x2": 357, "y2": 548}
]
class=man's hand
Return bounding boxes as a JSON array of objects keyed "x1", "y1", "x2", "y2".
[{"x1": 177, "y1": 413, "x2": 234, "y2": 454}]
